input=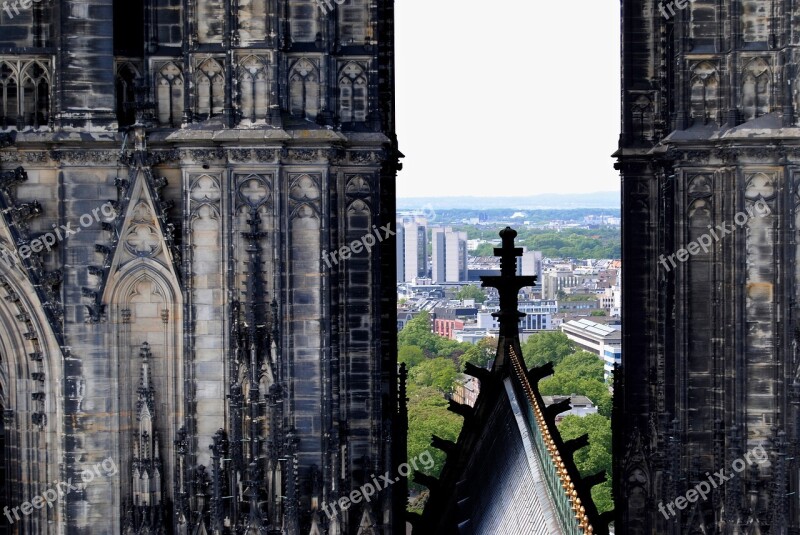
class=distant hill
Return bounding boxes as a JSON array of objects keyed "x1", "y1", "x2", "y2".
[{"x1": 397, "y1": 192, "x2": 620, "y2": 210}]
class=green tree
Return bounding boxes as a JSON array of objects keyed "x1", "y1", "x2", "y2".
[
  {"x1": 520, "y1": 331, "x2": 576, "y2": 369},
  {"x1": 459, "y1": 337, "x2": 498, "y2": 369},
  {"x1": 398, "y1": 345, "x2": 425, "y2": 369},
  {"x1": 398, "y1": 312, "x2": 472, "y2": 359},
  {"x1": 557, "y1": 413, "x2": 613, "y2": 513},
  {"x1": 406, "y1": 385, "x2": 464, "y2": 492},
  {"x1": 398, "y1": 312, "x2": 437, "y2": 353},
  {"x1": 409, "y1": 357, "x2": 459, "y2": 393},
  {"x1": 590, "y1": 310, "x2": 607, "y2": 316},
  {"x1": 470, "y1": 242, "x2": 495, "y2": 257},
  {"x1": 455, "y1": 285, "x2": 486, "y2": 303},
  {"x1": 538, "y1": 351, "x2": 612, "y2": 417}
]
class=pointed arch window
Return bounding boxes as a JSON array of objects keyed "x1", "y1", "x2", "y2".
[
  {"x1": 690, "y1": 62, "x2": 718, "y2": 125},
  {"x1": 116, "y1": 62, "x2": 139, "y2": 128},
  {"x1": 156, "y1": 62, "x2": 184, "y2": 127},
  {"x1": 195, "y1": 58, "x2": 225, "y2": 119},
  {"x1": 288, "y1": 58, "x2": 319, "y2": 120},
  {"x1": 339, "y1": 62, "x2": 367, "y2": 123},
  {"x1": 238, "y1": 56, "x2": 268, "y2": 123},
  {"x1": 0, "y1": 62, "x2": 18, "y2": 129},
  {"x1": 20, "y1": 61, "x2": 49, "y2": 129},
  {"x1": 742, "y1": 58, "x2": 770, "y2": 121}
]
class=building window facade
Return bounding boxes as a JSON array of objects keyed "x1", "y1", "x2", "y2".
[
  {"x1": 0, "y1": 58, "x2": 51, "y2": 130},
  {"x1": 339, "y1": 62, "x2": 367, "y2": 123}
]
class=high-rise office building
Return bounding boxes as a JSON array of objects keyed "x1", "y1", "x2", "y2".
[
  {"x1": 431, "y1": 227, "x2": 467, "y2": 283},
  {"x1": 396, "y1": 214, "x2": 427, "y2": 282}
]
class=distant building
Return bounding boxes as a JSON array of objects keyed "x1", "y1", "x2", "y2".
[
  {"x1": 558, "y1": 299, "x2": 603, "y2": 315},
  {"x1": 432, "y1": 305, "x2": 477, "y2": 340},
  {"x1": 479, "y1": 300, "x2": 558, "y2": 331},
  {"x1": 396, "y1": 214, "x2": 428, "y2": 282},
  {"x1": 434, "y1": 318, "x2": 465, "y2": 339},
  {"x1": 431, "y1": 227, "x2": 468, "y2": 282},
  {"x1": 468, "y1": 247, "x2": 542, "y2": 282},
  {"x1": 541, "y1": 395, "x2": 598, "y2": 422},
  {"x1": 521, "y1": 248, "x2": 543, "y2": 279},
  {"x1": 560, "y1": 318, "x2": 621, "y2": 380},
  {"x1": 397, "y1": 310, "x2": 419, "y2": 332},
  {"x1": 452, "y1": 376, "x2": 481, "y2": 408}
]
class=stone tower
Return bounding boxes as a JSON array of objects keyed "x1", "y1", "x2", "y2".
[
  {"x1": 0, "y1": 1, "x2": 401, "y2": 533},
  {"x1": 616, "y1": 1, "x2": 800, "y2": 533}
]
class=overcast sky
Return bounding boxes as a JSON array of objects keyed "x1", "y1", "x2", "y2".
[{"x1": 394, "y1": 1, "x2": 620, "y2": 198}]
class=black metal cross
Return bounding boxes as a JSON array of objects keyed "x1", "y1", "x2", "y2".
[{"x1": 480, "y1": 227, "x2": 537, "y2": 340}]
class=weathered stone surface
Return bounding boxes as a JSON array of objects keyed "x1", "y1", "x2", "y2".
[
  {"x1": 617, "y1": 1, "x2": 800, "y2": 533},
  {"x1": 0, "y1": 1, "x2": 402, "y2": 533}
]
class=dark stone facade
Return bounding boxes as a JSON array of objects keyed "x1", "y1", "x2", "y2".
[
  {"x1": 616, "y1": 1, "x2": 800, "y2": 533},
  {"x1": 0, "y1": 1, "x2": 401, "y2": 533}
]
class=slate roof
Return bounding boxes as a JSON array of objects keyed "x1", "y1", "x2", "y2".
[{"x1": 412, "y1": 228, "x2": 613, "y2": 534}]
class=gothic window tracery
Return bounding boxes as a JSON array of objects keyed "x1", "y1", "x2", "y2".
[
  {"x1": 0, "y1": 62, "x2": 18, "y2": 129},
  {"x1": 156, "y1": 62, "x2": 184, "y2": 127},
  {"x1": 690, "y1": 62, "x2": 718, "y2": 125},
  {"x1": 195, "y1": 58, "x2": 225, "y2": 119},
  {"x1": 20, "y1": 61, "x2": 49, "y2": 129},
  {"x1": 238, "y1": 55, "x2": 268, "y2": 123},
  {"x1": 288, "y1": 58, "x2": 319, "y2": 119},
  {"x1": 742, "y1": 58, "x2": 771, "y2": 121},
  {"x1": 339, "y1": 62, "x2": 367, "y2": 123},
  {"x1": 0, "y1": 59, "x2": 50, "y2": 130}
]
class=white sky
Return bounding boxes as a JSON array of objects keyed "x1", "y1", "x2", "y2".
[{"x1": 394, "y1": 1, "x2": 621, "y2": 198}]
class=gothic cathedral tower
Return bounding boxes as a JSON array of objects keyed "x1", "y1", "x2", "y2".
[
  {"x1": 617, "y1": 1, "x2": 800, "y2": 533},
  {"x1": 0, "y1": 0, "x2": 401, "y2": 533}
]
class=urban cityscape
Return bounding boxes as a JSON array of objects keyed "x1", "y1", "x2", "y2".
[
  {"x1": 1, "y1": 0, "x2": 799, "y2": 534},
  {"x1": 394, "y1": 206, "x2": 621, "y2": 526}
]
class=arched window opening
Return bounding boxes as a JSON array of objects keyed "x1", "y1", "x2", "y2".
[
  {"x1": 339, "y1": 62, "x2": 367, "y2": 123},
  {"x1": 238, "y1": 56, "x2": 268, "y2": 123},
  {"x1": 116, "y1": 63, "x2": 139, "y2": 128},
  {"x1": 195, "y1": 58, "x2": 224, "y2": 119},
  {"x1": 0, "y1": 63, "x2": 18, "y2": 130},
  {"x1": 742, "y1": 58, "x2": 770, "y2": 122},
  {"x1": 690, "y1": 62, "x2": 718, "y2": 125},
  {"x1": 156, "y1": 62, "x2": 184, "y2": 127},
  {"x1": 288, "y1": 58, "x2": 319, "y2": 120},
  {"x1": 20, "y1": 62, "x2": 49, "y2": 129}
]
